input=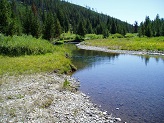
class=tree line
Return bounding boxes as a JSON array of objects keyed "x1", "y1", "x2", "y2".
[
  {"x1": 138, "y1": 14, "x2": 164, "y2": 37},
  {"x1": 0, "y1": 0, "x2": 164, "y2": 41}
]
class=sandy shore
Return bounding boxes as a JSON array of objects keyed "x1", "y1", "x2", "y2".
[
  {"x1": 0, "y1": 73, "x2": 121, "y2": 123},
  {"x1": 77, "y1": 44, "x2": 164, "y2": 56}
]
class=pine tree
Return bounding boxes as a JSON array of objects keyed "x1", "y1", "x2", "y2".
[
  {"x1": 56, "y1": 9, "x2": 64, "y2": 31},
  {"x1": 107, "y1": 17, "x2": 111, "y2": 32},
  {"x1": 43, "y1": 13, "x2": 55, "y2": 40},
  {"x1": 154, "y1": 14, "x2": 160, "y2": 36},
  {"x1": 31, "y1": 2, "x2": 37, "y2": 16},
  {"x1": 31, "y1": 16, "x2": 42, "y2": 38},
  {"x1": 6, "y1": 0, "x2": 22, "y2": 36},
  {"x1": 8, "y1": 17, "x2": 22, "y2": 36},
  {"x1": 77, "y1": 21, "x2": 86, "y2": 37},
  {"x1": 102, "y1": 28, "x2": 109, "y2": 38},
  {"x1": 144, "y1": 16, "x2": 152, "y2": 37},
  {"x1": 134, "y1": 21, "x2": 138, "y2": 33},
  {"x1": 63, "y1": 17, "x2": 69, "y2": 32},
  {"x1": 160, "y1": 18, "x2": 164, "y2": 36},
  {"x1": 0, "y1": 0, "x2": 11, "y2": 35},
  {"x1": 11, "y1": 0, "x2": 17, "y2": 17},
  {"x1": 54, "y1": 18, "x2": 62, "y2": 38},
  {"x1": 125, "y1": 21, "x2": 129, "y2": 33},
  {"x1": 86, "y1": 19, "x2": 93, "y2": 34},
  {"x1": 96, "y1": 24, "x2": 103, "y2": 34},
  {"x1": 23, "y1": 6, "x2": 32, "y2": 35},
  {"x1": 111, "y1": 19, "x2": 116, "y2": 34},
  {"x1": 138, "y1": 22, "x2": 144, "y2": 37}
]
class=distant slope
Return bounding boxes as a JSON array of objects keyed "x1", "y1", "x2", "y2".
[{"x1": 16, "y1": 0, "x2": 133, "y2": 34}]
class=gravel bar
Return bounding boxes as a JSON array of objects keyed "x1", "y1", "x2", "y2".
[
  {"x1": 77, "y1": 44, "x2": 164, "y2": 56},
  {"x1": 0, "y1": 73, "x2": 121, "y2": 123}
]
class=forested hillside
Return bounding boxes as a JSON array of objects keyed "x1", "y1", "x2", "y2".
[
  {"x1": 0, "y1": 0, "x2": 164, "y2": 40},
  {"x1": 0, "y1": 0, "x2": 134, "y2": 39}
]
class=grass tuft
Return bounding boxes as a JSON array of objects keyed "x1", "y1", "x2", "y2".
[
  {"x1": 62, "y1": 79, "x2": 70, "y2": 90},
  {"x1": 62, "y1": 79, "x2": 78, "y2": 92}
]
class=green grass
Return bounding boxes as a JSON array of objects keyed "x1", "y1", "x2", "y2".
[
  {"x1": 0, "y1": 35, "x2": 73, "y2": 76},
  {"x1": 62, "y1": 79, "x2": 70, "y2": 89},
  {"x1": 0, "y1": 47, "x2": 72, "y2": 76},
  {"x1": 62, "y1": 79, "x2": 78, "y2": 92},
  {"x1": 84, "y1": 37, "x2": 164, "y2": 52},
  {"x1": 60, "y1": 32, "x2": 76, "y2": 41},
  {"x1": 85, "y1": 34, "x2": 103, "y2": 40},
  {"x1": 0, "y1": 34, "x2": 55, "y2": 56},
  {"x1": 59, "y1": 33, "x2": 103, "y2": 42}
]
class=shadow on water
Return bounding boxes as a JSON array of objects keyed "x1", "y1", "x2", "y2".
[{"x1": 63, "y1": 44, "x2": 164, "y2": 123}]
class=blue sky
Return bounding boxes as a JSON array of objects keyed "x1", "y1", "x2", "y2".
[{"x1": 67, "y1": 0, "x2": 164, "y2": 25}]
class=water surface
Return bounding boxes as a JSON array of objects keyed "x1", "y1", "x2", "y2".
[{"x1": 68, "y1": 45, "x2": 164, "y2": 123}]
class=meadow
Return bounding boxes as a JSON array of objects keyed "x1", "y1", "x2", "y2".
[
  {"x1": 0, "y1": 34, "x2": 73, "y2": 76},
  {"x1": 84, "y1": 36, "x2": 164, "y2": 52}
]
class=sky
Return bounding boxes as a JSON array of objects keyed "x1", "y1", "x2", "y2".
[{"x1": 67, "y1": 0, "x2": 164, "y2": 25}]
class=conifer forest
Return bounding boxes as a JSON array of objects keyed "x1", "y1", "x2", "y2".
[{"x1": 1, "y1": 0, "x2": 164, "y2": 40}]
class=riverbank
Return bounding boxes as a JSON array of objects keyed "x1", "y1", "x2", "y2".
[
  {"x1": 77, "y1": 44, "x2": 164, "y2": 56},
  {"x1": 0, "y1": 73, "x2": 121, "y2": 123},
  {"x1": 79, "y1": 37, "x2": 164, "y2": 55}
]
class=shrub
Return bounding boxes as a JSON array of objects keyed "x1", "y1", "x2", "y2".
[
  {"x1": 109, "y1": 33, "x2": 124, "y2": 38},
  {"x1": 85, "y1": 34, "x2": 103, "y2": 40},
  {"x1": 125, "y1": 33, "x2": 137, "y2": 38},
  {"x1": 0, "y1": 34, "x2": 55, "y2": 56},
  {"x1": 60, "y1": 32, "x2": 76, "y2": 40},
  {"x1": 74, "y1": 35, "x2": 84, "y2": 41}
]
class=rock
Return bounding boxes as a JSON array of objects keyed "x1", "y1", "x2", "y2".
[
  {"x1": 116, "y1": 108, "x2": 119, "y2": 110},
  {"x1": 110, "y1": 120, "x2": 114, "y2": 123},
  {"x1": 103, "y1": 111, "x2": 107, "y2": 115},
  {"x1": 115, "y1": 117, "x2": 122, "y2": 121}
]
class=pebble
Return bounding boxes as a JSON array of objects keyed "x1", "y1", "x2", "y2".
[
  {"x1": 103, "y1": 111, "x2": 107, "y2": 115},
  {"x1": 0, "y1": 73, "x2": 122, "y2": 123},
  {"x1": 116, "y1": 108, "x2": 119, "y2": 110}
]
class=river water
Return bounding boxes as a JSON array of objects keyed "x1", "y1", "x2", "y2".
[{"x1": 66, "y1": 44, "x2": 164, "y2": 123}]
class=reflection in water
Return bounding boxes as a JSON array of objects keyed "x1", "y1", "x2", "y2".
[
  {"x1": 140, "y1": 55, "x2": 164, "y2": 65},
  {"x1": 72, "y1": 49, "x2": 119, "y2": 70},
  {"x1": 65, "y1": 44, "x2": 164, "y2": 123},
  {"x1": 64, "y1": 44, "x2": 120, "y2": 70}
]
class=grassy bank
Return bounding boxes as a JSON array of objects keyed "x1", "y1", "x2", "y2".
[
  {"x1": 0, "y1": 51, "x2": 71, "y2": 76},
  {"x1": 84, "y1": 37, "x2": 164, "y2": 52},
  {"x1": 0, "y1": 35, "x2": 73, "y2": 76}
]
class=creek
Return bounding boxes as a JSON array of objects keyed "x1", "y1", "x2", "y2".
[{"x1": 65, "y1": 44, "x2": 164, "y2": 123}]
